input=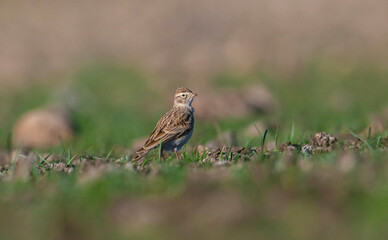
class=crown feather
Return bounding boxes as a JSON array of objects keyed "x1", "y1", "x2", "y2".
[{"x1": 175, "y1": 87, "x2": 193, "y2": 95}]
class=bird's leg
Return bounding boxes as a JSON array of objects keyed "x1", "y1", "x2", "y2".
[
  {"x1": 160, "y1": 149, "x2": 166, "y2": 162},
  {"x1": 174, "y1": 148, "x2": 182, "y2": 161}
]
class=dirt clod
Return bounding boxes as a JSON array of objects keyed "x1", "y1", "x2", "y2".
[
  {"x1": 278, "y1": 142, "x2": 298, "y2": 153},
  {"x1": 203, "y1": 146, "x2": 250, "y2": 163},
  {"x1": 53, "y1": 162, "x2": 66, "y2": 172},
  {"x1": 341, "y1": 133, "x2": 363, "y2": 151},
  {"x1": 0, "y1": 152, "x2": 10, "y2": 167},
  {"x1": 381, "y1": 137, "x2": 388, "y2": 147},
  {"x1": 301, "y1": 144, "x2": 313, "y2": 156},
  {"x1": 310, "y1": 132, "x2": 337, "y2": 151}
]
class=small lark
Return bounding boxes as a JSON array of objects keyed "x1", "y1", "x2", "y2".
[{"x1": 133, "y1": 87, "x2": 197, "y2": 162}]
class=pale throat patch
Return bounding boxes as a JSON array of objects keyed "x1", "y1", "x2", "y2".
[
  {"x1": 174, "y1": 102, "x2": 194, "y2": 112},
  {"x1": 174, "y1": 102, "x2": 189, "y2": 107}
]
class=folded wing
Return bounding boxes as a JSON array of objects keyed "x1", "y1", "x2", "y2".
[{"x1": 143, "y1": 108, "x2": 192, "y2": 150}]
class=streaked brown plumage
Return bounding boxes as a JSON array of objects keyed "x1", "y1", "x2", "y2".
[{"x1": 133, "y1": 87, "x2": 197, "y2": 162}]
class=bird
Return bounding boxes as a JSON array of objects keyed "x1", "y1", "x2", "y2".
[{"x1": 133, "y1": 87, "x2": 197, "y2": 163}]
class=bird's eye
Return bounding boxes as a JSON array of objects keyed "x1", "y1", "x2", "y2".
[{"x1": 181, "y1": 93, "x2": 187, "y2": 98}]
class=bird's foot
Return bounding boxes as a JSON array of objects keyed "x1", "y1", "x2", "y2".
[{"x1": 174, "y1": 148, "x2": 182, "y2": 161}]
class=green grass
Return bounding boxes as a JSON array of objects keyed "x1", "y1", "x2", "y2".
[
  {"x1": 0, "y1": 59, "x2": 388, "y2": 239},
  {"x1": 1, "y1": 146, "x2": 388, "y2": 240}
]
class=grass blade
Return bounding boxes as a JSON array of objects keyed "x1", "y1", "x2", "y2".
[
  {"x1": 261, "y1": 129, "x2": 268, "y2": 154},
  {"x1": 106, "y1": 148, "x2": 114, "y2": 160},
  {"x1": 157, "y1": 141, "x2": 162, "y2": 162},
  {"x1": 35, "y1": 152, "x2": 51, "y2": 165},
  {"x1": 66, "y1": 149, "x2": 77, "y2": 165},
  {"x1": 289, "y1": 117, "x2": 295, "y2": 143}
]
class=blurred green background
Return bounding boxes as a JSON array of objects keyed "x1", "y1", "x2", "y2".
[
  {"x1": 1, "y1": 60, "x2": 387, "y2": 151},
  {"x1": 1, "y1": 0, "x2": 388, "y2": 150},
  {"x1": 1, "y1": 1, "x2": 388, "y2": 240}
]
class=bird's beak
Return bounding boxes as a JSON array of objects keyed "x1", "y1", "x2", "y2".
[{"x1": 192, "y1": 93, "x2": 198, "y2": 97}]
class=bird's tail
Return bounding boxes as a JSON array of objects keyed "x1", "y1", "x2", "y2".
[{"x1": 132, "y1": 148, "x2": 149, "y2": 162}]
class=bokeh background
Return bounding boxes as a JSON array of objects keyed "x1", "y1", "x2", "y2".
[
  {"x1": 1, "y1": 0, "x2": 388, "y2": 150},
  {"x1": 1, "y1": 1, "x2": 388, "y2": 239},
  {"x1": 2, "y1": 0, "x2": 388, "y2": 81}
]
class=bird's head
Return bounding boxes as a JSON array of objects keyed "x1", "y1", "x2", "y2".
[{"x1": 174, "y1": 87, "x2": 197, "y2": 107}]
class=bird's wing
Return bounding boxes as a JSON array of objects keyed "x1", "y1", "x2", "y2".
[{"x1": 141, "y1": 108, "x2": 193, "y2": 151}]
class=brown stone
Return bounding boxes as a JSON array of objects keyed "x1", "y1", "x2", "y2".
[
  {"x1": 12, "y1": 109, "x2": 73, "y2": 149},
  {"x1": 193, "y1": 85, "x2": 277, "y2": 121},
  {"x1": 193, "y1": 90, "x2": 250, "y2": 121},
  {"x1": 240, "y1": 84, "x2": 278, "y2": 113}
]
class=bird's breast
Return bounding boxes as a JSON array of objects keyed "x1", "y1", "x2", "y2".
[{"x1": 163, "y1": 128, "x2": 194, "y2": 151}]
